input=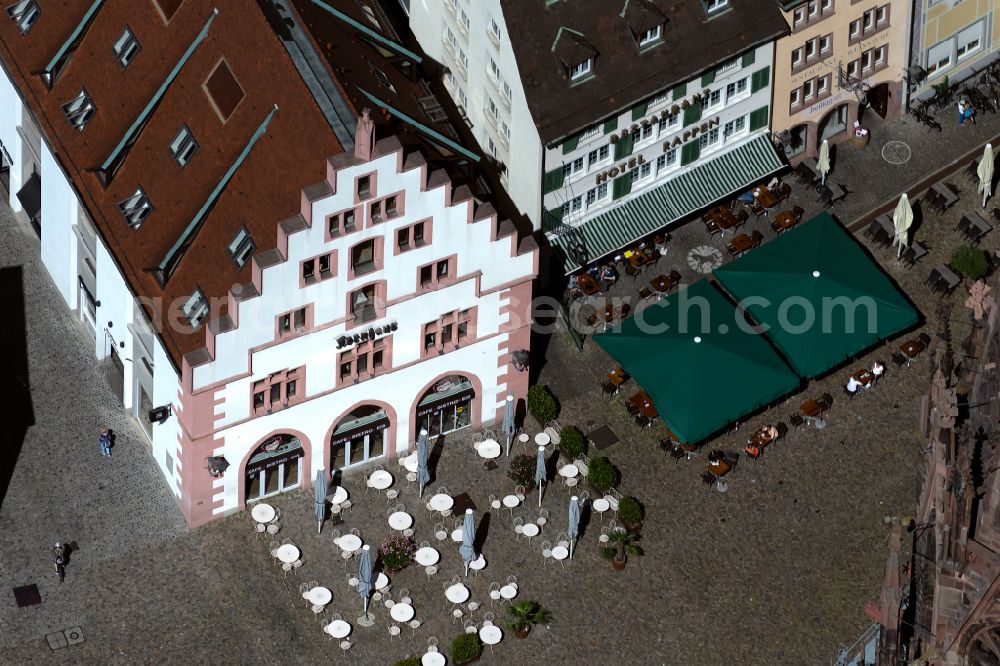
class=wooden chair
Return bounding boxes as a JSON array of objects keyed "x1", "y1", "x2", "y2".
[
  {"x1": 775, "y1": 422, "x2": 788, "y2": 439},
  {"x1": 633, "y1": 414, "x2": 652, "y2": 429},
  {"x1": 776, "y1": 182, "x2": 792, "y2": 204},
  {"x1": 918, "y1": 332, "x2": 932, "y2": 347},
  {"x1": 733, "y1": 209, "x2": 749, "y2": 228},
  {"x1": 749, "y1": 230, "x2": 764, "y2": 248},
  {"x1": 817, "y1": 392, "x2": 834, "y2": 411},
  {"x1": 638, "y1": 287, "x2": 653, "y2": 300},
  {"x1": 624, "y1": 400, "x2": 640, "y2": 417},
  {"x1": 791, "y1": 205, "x2": 804, "y2": 221},
  {"x1": 600, "y1": 381, "x2": 619, "y2": 398},
  {"x1": 788, "y1": 413, "x2": 804, "y2": 429},
  {"x1": 891, "y1": 351, "x2": 908, "y2": 369},
  {"x1": 624, "y1": 263, "x2": 641, "y2": 279}
]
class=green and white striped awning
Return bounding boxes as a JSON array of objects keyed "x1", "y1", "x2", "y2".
[{"x1": 549, "y1": 134, "x2": 784, "y2": 273}]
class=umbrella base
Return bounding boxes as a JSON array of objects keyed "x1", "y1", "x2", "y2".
[{"x1": 357, "y1": 613, "x2": 375, "y2": 627}]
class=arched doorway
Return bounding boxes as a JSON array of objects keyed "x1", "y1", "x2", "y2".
[
  {"x1": 330, "y1": 405, "x2": 390, "y2": 470},
  {"x1": 245, "y1": 433, "x2": 304, "y2": 502},
  {"x1": 416, "y1": 374, "x2": 475, "y2": 438},
  {"x1": 819, "y1": 103, "x2": 849, "y2": 142}
]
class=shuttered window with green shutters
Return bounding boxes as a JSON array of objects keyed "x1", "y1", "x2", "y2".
[
  {"x1": 613, "y1": 133, "x2": 634, "y2": 160},
  {"x1": 562, "y1": 134, "x2": 580, "y2": 154},
  {"x1": 682, "y1": 100, "x2": 702, "y2": 127},
  {"x1": 543, "y1": 167, "x2": 565, "y2": 194},
  {"x1": 680, "y1": 141, "x2": 700, "y2": 166},
  {"x1": 742, "y1": 50, "x2": 756, "y2": 67},
  {"x1": 751, "y1": 66, "x2": 770, "y2": 93},
  {"x1": 631, "y1": 102, "x2": 648, "y2": 121},
  {"x1": 701, "y1": 69, "x2": 716, "y2": 86},
  {"x1": 749, "y1": 106, "x2": 769, "y2": 131},
  {"x1": 671, "y1": 82, "x2": 686, "y2": 100},
  {"x1": 603, "y1": 118, "x2": 617, "y2": 134},
  {"x1": 612, "y1": 173, "x2": 632, "y2": 200}
]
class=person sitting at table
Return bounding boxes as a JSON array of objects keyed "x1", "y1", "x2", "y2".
[
  {"x1": 763, "y1": 424, "x2": 779, "y2": 442},
  {"x1": 653, "y1": 235, "x2": 668, "y2": 256},
  {"x1": 599, "y1": 264, "x2": 618, "y2": 290},
  {"x1": 872, "y1": 360, "x2": 885, "y2": 383},
  {"x1": 846, "y1": 376, "x2": 862, "y2": 396}
]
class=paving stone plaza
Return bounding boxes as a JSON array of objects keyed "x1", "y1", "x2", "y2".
[{"x1": 3, "y1": 105, "x2": 1000, "y2": 664}]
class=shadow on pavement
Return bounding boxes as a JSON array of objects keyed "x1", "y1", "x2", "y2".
[{"x1": 0, "y1": 266, "x2": 33, "y2": 511}]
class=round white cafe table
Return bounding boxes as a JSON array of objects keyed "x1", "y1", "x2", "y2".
[
  {"x1": 389, "y1": 602, "x2": 415, "y2": 622},
  {"x1": 250, "y1": 503, "x2": 275, "y2": 523},
  {"x1": 518, "y1": 433, "x2": 530, "y2": 445},
  {"x1": 445, "y1": 583, "x2": 470, "y2": 604},
  {"x1": 592, "y1": 498, "x2": 610, "y2": 514},
  {"x1": 325, "y1": 620, "x2": 352, "y2": 639},
  {"x1": 336, "y1": 534, "x2": 363, "y2": 553},
  {"x1": 375, "y1": 572, "x2": 390, "y2": 590},
  {"x1": 451, "y1": 528, "x2": 464, "y2": 542},
  {"x1": 559, "y1": 464, "x2": 579, "y2": 478},
  {"x1": 327, "y1": 486, "x2": 348, "y2": 505},
  {"x1": 534, "y1": 432, "x2": 551, "y2": 446},
  {"x1": 502, "y1": 495, "x2": 520, "y2": 509},
  {"x1": 522, "y1": 523, "x2": 540, "y2": 538},
  {"x1": 367, "y1": 470, "x2": 393, "y2": 490},
  {"x1": 415, "y1": 546, "x2": 440, "y2": 566},
  {"x1": 469, "y1": 554, "x2": 486, "y2": 571},
  {"x1": 276, "y1": 544, "x2": 300, "y2": 564},
  {"x1": 551, "y1": 545, "x2": 569, "y2": 560},
  {"x1": 479, "y1": 624, "x2": 503, "y2": 646},
  {"x1": 422, "y1": 652, "x2": 445, "y2": 666},
  {"x1": 388, "y1": 511, "x2": 413, "y2": 531},
  {"x1": 499, "y1": 584, "x2": 518, "y2": 600},
  {"x1": 307, "y1": 586, "x2": 332, "y2": 606},
  {"x1": 428, "y1": 494, "x2": 453, "y2": 512},
  {"x1": 402, "y1": 454, "x2": 419, "y2": 473},
  {"x1": 477, "y1": 440, "x2": 502, "y2": 459}
]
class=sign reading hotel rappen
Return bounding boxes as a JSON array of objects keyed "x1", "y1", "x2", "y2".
[{"x1": 595, "y1": 90, "x2": 720, "y2": 185}]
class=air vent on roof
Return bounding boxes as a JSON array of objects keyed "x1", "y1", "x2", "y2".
[
  {"x1": 204, "y1": 60, "x2": 245, "y2": 122},
  {"x1": 417, "y1": 95, "x2": 448, "y2": 122},
  {"x1": 61, "y1": 90, "x2": 96, "y2": 130},
  {"x1": 118, "y1": 187, "x2": 152, "y2": 228},
  {"x1": 152, "y1": 0, "x2": 184, "y2": 23},
  {"x1": 6, "y1": 0, "x2": 39, "y2": 34}
]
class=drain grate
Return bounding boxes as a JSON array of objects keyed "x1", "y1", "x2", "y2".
[{"x1": 12, "y1": 584, "x2": 40, "y2": 608}]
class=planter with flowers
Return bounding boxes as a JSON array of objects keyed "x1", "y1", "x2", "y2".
[{"x1": 380, "y1": 533, "x2": 415, "y2": 573}]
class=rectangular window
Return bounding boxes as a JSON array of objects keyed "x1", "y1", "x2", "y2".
[
  {"x1": 849, "y1": 20, "x2": 860, "y2": 41},
  {"x1": 561, "y1": 196, "x2": 583, "y2": 216},
  {"x1": 169, "y1": 125, "x2": 198, "y2": 167},
  {"x1": 863, "y1": 9, "x2": 873, "y2": 31},
  {"x1": 228, "y1": 225, "x2": 255, "y2": 268},
  {"x1": 698, "y1": 128, "x2": 720, "y2": 149},
  {"x1": 370, "y1": 199, "x2": 382, "y2": 224},
  {"x1": 118, "y1": 187, "x2": 152, "y2": 228},
  {"x1": 562, "y1": 157, "x2": 585, "y2": 179},
  {"x1": 6, "y1": 0, "x2": 39, "y2": 34},
  {"x1": 705, "y1": 0, "x2": 728, "y2": 13},
  {"x1": 790, "y1": 89, "x2": 801, "y2": 108},
  {"x1": 489, "y1": 17, "x2": 501, "y2": 41},
  {"x1": 648, "y1": 92, "x2": 669, "y2": 108},
  {"x1": 724, "y1": 115, "x2": 746, "y2": 138},
  {"x1": 639, "y1": 123, "x2": 655, "y2": 142},
  {"x1": 385, "y1": 196, "x2": 398, "y2": 218},
  {"x1": 726, "y1": 78, "x2": 748, "y2": 101},
  {"x1": 957, "y1": 21, "x2": 983, "y2": 60},
  {"x1": 847, "y1": 60, "x2": 859, "y2": 77},
  {"x1": 808, "y1": 0, "x2": 818, "y2": 16},
  {"x1": 570, "y1": 58, "x2": 592, "y2": 81},
  {"x1": 874, "y1": 46, "x2": 886, "y2": 66},
  {"x1": 803, "y1": 80, "x2": 814, "y2": 100},
  {"x1": 351, "y1": 240, "x2": 376, "y2": 275},
  {"x1": 706, "y1": 89, "x2": 722, "y2": 109},
  {"x1": 791, "y1": 48, "x2": 802, "y2": 68},
  {"x1": 805, "y1": 39, "x2": 815, "y2": 59},
  {"x1": 639, "y1": 25, "x2": 662, "y2": 46},
  {"x1": 657, "y1": 148, "x2": 678, "y2": 172},
  {"x1": 62, "y1": 89, "x2": 96, "y2": 130},
  {"x1": 318, "y1": 253, "x2": 331, "y2": 276},
  {"x1": 113, "y1": 27, "x2": 140, "y2": 68},
  {"x1": 351, "y1": 284, "x2": 377, "y2": 322},
  {"x1": 357, "y1": 175, "x2": 372, "y2": 199},
  {"x1": 328, "y1": 209, "x2": 358, "y2": 237},
  {"x1": 302, "y1": 258, "x2": 315, "y2": 281},
  {"x1": 586, "y1": 183, "x2": 609, "y2": 208},
  {"x1": 793, "y1": 7, "x2": 805, "y2": 26},
  {"x1": 182, "y1": 288, "x2": 209, "y2": 329},
  {"x1": 861, "y1": 50, "x2": 872, "y2": 72},
  {"x1": 876, "y1": 5, "x2": 887, "y2": 24},
  {"x1": 817, "y1": 75, "x2": 829, "y2": 95},
  {"x1": 819, "y1": 34, "x2": 831, "y2": 54},
  {"x1": 587, "y1": 145, "x2": 610, "y2": 168},
  {"x1": 926, "y1": 41, "x2": 952, "y2": 75},
  {"x1": 821, "y1": 0, "x2": 832, "y2": 9},
  {"x1": 716, "y1": 57, "x2": 739, "y2": 74}
]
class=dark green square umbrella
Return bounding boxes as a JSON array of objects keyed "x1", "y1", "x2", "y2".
[
  {"x1": 594, "y1": 280, "x2": 800, "y2": 444},
  {"x1": 714, "y1": 212, "x2": 919, "y2": 378}
]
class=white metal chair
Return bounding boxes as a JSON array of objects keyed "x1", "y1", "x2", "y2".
[
  {"x1": 464, "y1": 619, "x2": 477, "y2": 634},
  {"x1": 513, "y1": 516, "x2": 524, "y2": 535},
  {"x1": 388, "y1": 623, "x2": 401, "y2": 639},
  {"x1": 488, "y1": 582, "x2": 501, "y2": 605},
  {"x1": 541, "y1": 540, "x2": 553, "y2": 564},
  {"x1": 425, "y1": 565, "x2": 438, "y2": 579},
  {"x1": 489, "y1": 494, "x2": 500, "y2": 512},
  {"x1": 427, "y1": 637, "x2": 439, "y2": 652},
  {"x1": 452, "y1": 608, "x2": 464, "y2": 624},
  {"x1": 409, "y1": 619, "x2": 422, "y2": 635},
  {"x1": 537, "y1": 508, "x2": 549, "y2": 527},
  {"x1": 339, "y1": 640, "x2": 352, "y2": 653}
]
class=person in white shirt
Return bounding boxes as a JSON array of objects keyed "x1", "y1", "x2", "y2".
[
  {"x1": 846, "y1": 376, "x2": 862, "y2": 395},
  {"x1": 871, "y1": 360, "x2": 885, "y2": 383}
]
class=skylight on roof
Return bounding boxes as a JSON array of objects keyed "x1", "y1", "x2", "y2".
[
  {"x1": 114, "y1": 27, "x2": 140, "y2": 68},
  {"x1": 61, "y1": 90, "x2": 96, "y2": 131},
  {"x1": 6, "y1": 0, "x2": 38, "y2": 34},
  {"x1": 182, "y1": 287, "x2": 209, "y2": 329},
  {"x1": 204, "y1": 60, "x2": 245, "y2": 122},
  {"x1": 170, "y1": 125, "x2": 198, "y2": 167},
  {"x1": 152, "y1": 0, "x2": 183, "y2": 23},
  {"x1": 570, "y1": 58, "x2": 592, "y2": 81},
  {"x1": 118, "y1": 187, "x2": 152, "y2": 228}
]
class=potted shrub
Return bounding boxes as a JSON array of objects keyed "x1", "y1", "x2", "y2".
[
  {"x1": 451, "y1": 633, "x2": 483, "y2": 665},
  {"x1": 527, "y1": 385, "x2": 559, "y2": 424},
  {"x1": 587, "y1": 456, "x2": 619, "y2": 494},
  {"x1": 379, "y1": 533, "x2": 415, "y2": 573},
  {"x1": 507, "y1": 600, "x2": 552, "y2": 639},
  {"x1": 951, "y1": 246, "x2": 990, "y2": 280},
  {"x1": 394, "y1": 659, "x2": 422, "y2": 666},
  {"x1": 559, "y1": 425, "x2": 587, "y2": 460},
  {"x1": 601, "y1": 529, "x2": 643, "y2": 570},
  {"x1": 508, "y1": 454, "x2": 535, "y2": 488},
  {"x1": 618, "y1": 496, "x2": 643, "y2": 532}
]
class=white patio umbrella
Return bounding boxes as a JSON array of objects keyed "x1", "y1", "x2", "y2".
[
  {"x1": 892, "y1": 193, "x2": 913, "y2": 259},
  {"x1": 501, "y1": 395, "x2": 515, "y2": 457},
  {"x1": 979, "y1": 143, "x2": 994, "y2": 208},
  {"x1": 534, "y1": 445, "x2": 546, "y2": 508},
  {"x1": 417, "y1": 429, "x2": 430, "y2": 499},
  {"x1": 357, "y1": 545, "x2": 374, "y2": 621},
  {"x1": 817, "y1": 139, "x2": 831, "y2": 187},
  {"x1": 314, "y1": 467, "x2": 327, "y2": 534},
  {"x1": 568, "y1": 496, "x2": 580, "y2": 559},
  {"x1": 459, "y1": 509, "x2": 476, "y2": 578}
]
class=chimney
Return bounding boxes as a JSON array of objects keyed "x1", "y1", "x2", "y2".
[{"x1": 354, "y1": 108, "x2": 375, "y2": 161}]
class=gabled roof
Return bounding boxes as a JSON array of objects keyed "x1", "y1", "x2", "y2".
[
  {"x1": 500, "y1": 0, "x2": 788, "y2": 144},
  {"x1": 0, "y1": 0, "x2": 345, "y2": 369}
]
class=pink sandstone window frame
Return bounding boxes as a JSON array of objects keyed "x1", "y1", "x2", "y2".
[
  {"x1": 275, "y1": 304, "x2": 313, "y2": 340},
  {"x1": 416, "y1": 254, "x2": 458, "y2": 292},
  {"x1": 251, "y1": 366, "x2": 305, "y2": 414},
  {"x1": 300, "y1": 250, "x2": 337, "y2": 286},
  {"x1": 394, "y1": 217, "x2": 432, "y2": 255},
  {"x1": 337, "y1": 336, "x2": 393, "y2": 386}
]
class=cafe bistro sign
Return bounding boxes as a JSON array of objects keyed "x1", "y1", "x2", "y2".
[{"x1": 597, "y1": 90, "x2": 719, "y2": 185}]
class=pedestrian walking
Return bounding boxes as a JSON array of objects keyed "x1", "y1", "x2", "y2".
[
  {"x1": 54, "y1": 543, "x2": 66, "y2": 582},
  {"x1": 99, "y1": 429, "x2": 111, "y2": 457},
  {"x1": 959, "y1": 98, "x2": 976, "y2": 125}
]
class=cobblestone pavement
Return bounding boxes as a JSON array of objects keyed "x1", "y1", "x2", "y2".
[{"x1": 1, "y1": 103, "x2": 998, "y2": 665}]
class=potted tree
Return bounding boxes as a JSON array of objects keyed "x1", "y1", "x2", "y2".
[
  {"x1": 379, "y1": 533, "x2": 415, "y2": 573},
  {"x1": 507, "y1": 600, "x2": 552, "y2": 639},
  {"x1": 451, "y1": 633, "x2": 483, "y2": 664},
  {"x1": 508, "y1": 454, "x2": 535, "y2": 489},
  {"x1": 394, "y1": 659, "x2": 421, "y2": 666},
  {"x1": 527, "y1": 385, "x2": 559, "y2": 424},
  {"x1": 601, "y1": 529, "x2": 643, "y2": 570},
  {"x1": 618, "y1": 496, "x2": 643, "y2": 532},
  {"x1": 587, "y1": 456, "x2": 619, "y2": 494},
  {"x1": 951, "y1": 246, "x2": 990, "y2": 281},
  {"x1": 558, "y1": 425, "x2": 587, "y2": 460}
]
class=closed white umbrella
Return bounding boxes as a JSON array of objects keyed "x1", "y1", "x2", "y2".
[
  {"x1": 892, "y1": 193, "x2": 913, "y2": 259},
  {"x1": 459, "y1": 509, "x2": 476, "y2": 578},
  {"x1": 314, "y1": 467, "x2": 327, "y2": 534},
  {"x1": 979, "y1": 143, "x2": 994, "y2": 208},
  {"x1": 568, "y1": 496, "x2": 580, "y2": 559},
  {"x1": 534, "y1": 445, "x2": 546, "y2": 508},
  {"x1": 501, "y1": 395, "x2": 515, "y2": 457},
  {"x1": 817, "y1": 139, "x2": 831, "y2": 187}
]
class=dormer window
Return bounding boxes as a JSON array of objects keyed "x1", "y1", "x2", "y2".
[
  {"x1": 705, "y1": 0, "x2": 728, "y2": 13},
  {"x1": 113, "y1": 27, "x2": 140, "y2": 68},
  {"x1": 182, "y1": 288, "x2": 209, "y2": 330},
  {"x1": 6, "y1": 0, "x2": 38, "y2": 34},
  {"x1": 118, "y1": 187, "x2": 152, "y2": 228},
  {"x1": 639, "y1": 25, "x2": 662, "y2": 47},
  {"x1": 570, "y1": 58, "x2": 592, "y2": 81},
  {"x1": 228, "y1": 225, "x2": 255, "y2": 268},
  {"x1": 62, "y1": 90, "x2": 96, "y2": 131}
]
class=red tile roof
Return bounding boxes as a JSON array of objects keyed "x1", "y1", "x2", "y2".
[{"x1": 0, "y1": 0, "x2": 346, "y2": 369}]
